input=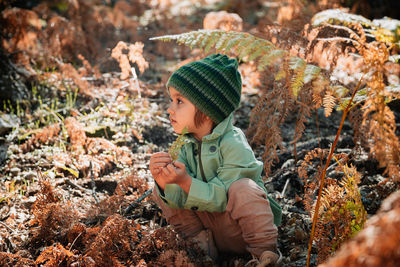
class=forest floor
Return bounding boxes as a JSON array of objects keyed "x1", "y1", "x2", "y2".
[{"x1": 1, "y1": 1, "x2": 400, "y2": 266}]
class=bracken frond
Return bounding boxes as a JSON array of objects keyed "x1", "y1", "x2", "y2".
[
  {"x1": 322, "y1": 91, "x2": 336, "y2": 117},
  {"x1": 312, "y1": 9, "x2": 400, "y2": 47},
  {"x1": 151, "y1": 30, "x2": 323, "y2": 92}
]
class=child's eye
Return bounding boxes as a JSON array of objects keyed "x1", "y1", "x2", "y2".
[{"x1": 177, "y1": 98, "x2": 183, "y2": 104}]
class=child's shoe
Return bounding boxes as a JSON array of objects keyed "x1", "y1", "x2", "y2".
[{"x1": 245, "y1": 250, "x2": 282, "y2": 267}]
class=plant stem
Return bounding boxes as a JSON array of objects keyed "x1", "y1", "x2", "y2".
[{"x1": 306, "y1": 74, "x2": 364, "y2": 267}]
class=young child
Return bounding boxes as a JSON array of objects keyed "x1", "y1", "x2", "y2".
[{"x1": 149, "y1": 54, "x2": 282, "y2": 266}]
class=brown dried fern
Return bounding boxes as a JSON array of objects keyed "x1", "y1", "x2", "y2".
[
  {"x1": 30, "y1": 174, "x2": 79, "y2": 249},
  {"x1": 312, "y1": 10, "x2": 400, "y2": 181}
]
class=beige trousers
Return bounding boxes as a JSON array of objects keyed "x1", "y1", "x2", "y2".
[{"x1": 152, "y1": 178, "x2": 278, "y2": 257}]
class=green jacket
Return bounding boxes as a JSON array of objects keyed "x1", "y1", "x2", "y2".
[{"x1": 156, "y1": 114, "x2": 282, "y2": 225}]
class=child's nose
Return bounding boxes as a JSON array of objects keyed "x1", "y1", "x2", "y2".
[{"x1": 167, "y1": 106, "x2": 173, "y2": 114}]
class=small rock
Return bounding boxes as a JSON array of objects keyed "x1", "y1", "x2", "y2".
[
  {"x1": 9, "y1": 167, "x2": 20, "y2": 175},
  {"x1": 23, "y1": 171, "x2": 36, "y2": 180},
  {"x1": 0, "y1": 114, "x2": 20, "y2": 135},
  {"x1": 281, "y1": 159, "x2": 295, "y2": 169}
]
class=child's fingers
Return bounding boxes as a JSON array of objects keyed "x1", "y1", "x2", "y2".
[
  {"x1": 161, "y1": 166, "x2": 172, "y2": 176},
  {"x1": 151, "y1": 152, "x2": 171, "y2": 160},
  {"x1": 166, "y1": 163, "x2": 176, "y2": 173},
  {"x1": 151, "y1": 162, "x2": 168, "y2": 169},
  {"x1": 151, "y1": 156, "x2": 172, "y2": 164},
  {"x1": 150, "y1": 157, "x2": 172, "y2": 169},
  {"x1": 173, "y1": 161, "x2": 186, "y2": 170}
]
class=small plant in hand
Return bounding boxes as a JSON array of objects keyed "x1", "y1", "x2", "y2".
[{"x1": 168, "y1": 126, "x2": 189, "y2": 161}]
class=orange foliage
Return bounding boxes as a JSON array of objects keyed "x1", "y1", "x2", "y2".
[
  {"x1": 20, "y1": 124, "x2": 61, "y2": 153},
  {"x1": 63, "y1": 117, "x2": 133, "y2": 177},
  {"x1": 65, "y1": 117, "x2": 87, "y2": 153},
  {"x1": 35, "y1": 244, "x2": 75, "y2": 266},
  {"x1": 30, "y1": 179, "x2": 79, "y2": 248},
  {"x1": 320, "y1": 190, "x2": 400, "y2": 267},
  {"x1": 111, "y1": 41, "x2": 149, "y2": 80},
  {"x1": 0, "y1": 251, "x2": 36, "y2": 267},
  {"x1": 203, "y1": 11, "x2": 243, "y2": 31},
  {"x1": 85, "y1": 214, "x2": 139, "y2": 265}
]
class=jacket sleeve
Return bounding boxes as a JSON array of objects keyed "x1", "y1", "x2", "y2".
[{"x1": 184, "y1": 130, "x2": 263, "y2": 212}]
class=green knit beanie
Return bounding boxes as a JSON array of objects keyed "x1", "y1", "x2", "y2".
[{"x1": 166, "y1": 54, "x2": 242, "y2": 124}]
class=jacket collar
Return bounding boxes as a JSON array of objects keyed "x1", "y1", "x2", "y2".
[{"x1": 185, "y1": 114, "x2": 233, "y2": 143}]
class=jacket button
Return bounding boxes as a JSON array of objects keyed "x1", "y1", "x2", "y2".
[
  {"x1": 209, "y1": 146, "x2": 216, "y2": 153},
  {"x1": 191, "y1": 206, "x2": 199, "y2": 211}
]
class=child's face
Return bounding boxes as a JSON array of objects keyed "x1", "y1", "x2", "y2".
[{"x1": 167, "y1": 87, "x2": 212, "y2": 140}]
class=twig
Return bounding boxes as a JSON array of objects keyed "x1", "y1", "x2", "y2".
[
  {"x1": 0, "y1": 221, "x2": 15, "y2": 234},
  {"x1": 69, "y1": 232, "x2": 82, "y2": 251},
  {"x1": 131, "y1": 67, "x2": 141, "y2": 98},
  {"x1": 124, "y1": 188, "x2": 153, "y2": 215},
  {"x1": 90, "y1": 161, "x2": 99, "y2": 204},
  {"x1": 280, "y1": 178, "x2": 290, "y2": 198},
  {"x1": 156, "y1": 115, "x2": 170, "y2": 124},
  {"x1": 63, "y1": 178, "x2": 91, "y2": 194}
]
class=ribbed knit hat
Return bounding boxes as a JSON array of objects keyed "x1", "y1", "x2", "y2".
[{"x1": 166, "y1": 54, "x2": 242, "y2": 124}]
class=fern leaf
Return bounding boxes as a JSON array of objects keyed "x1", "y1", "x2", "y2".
[
  {"x1": 289, "y1": 57, "x2": 306, "y2": 70},
  {"x1": 257, "y1": 49, "x2": 287, "y2": 71},
  {"x1": 275, "y1": 66, "x2": 286, "y2": 80},
  {"x1": 224, "y1": 33, "x2": 245, "y2": 51},
  {"x1": 238, "y1": 38, "x2": 261, "y2": 60},
  {"x1": 199, "y1": 31, "x2": 214, "y2": 50},
  {"x1": 323, "y1": 91, "x2": 336, "y2": 117},
  {"x1": 290, "y1": 58, "x2": 307, "y2": 98},
  {"x1": 215, "y1": 33, "x2": 231, "y2": 51},
  {"x1": 188, "y1": 33, "x2": 206, "y2": 48},
  {"x1": 150, "y1": 30, "x2": 332, "y2": 102},
  {"x1": 236, "y1": 36, "x2": 255, "y2": 59},
  {"x1": 247, "y1": 43, "x2": 274, "y2": 61},
  {"x1": 204, "y1": 33, "x2": 220, "y2": 53},
  {"x1": 168, "y1": 127, "x2": 189, "y2": 161},
  {"x1": 312, "y1": 9, "x2": 374, "y2": 28},
  {"x1": 303, "y1": 65, "x2": 321, "y2": 84}
]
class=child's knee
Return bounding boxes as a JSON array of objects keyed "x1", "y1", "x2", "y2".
[{"x1": 228, "y1": 178, "x2": 266, "y2": 200}]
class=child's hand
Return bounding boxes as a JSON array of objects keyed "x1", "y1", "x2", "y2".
[
  {"x1": 161, "y1": 161, "x2": 191, "y2": 193},
  {"x1": 149, "y1": 152, "x2": 173, "y2": 189}
]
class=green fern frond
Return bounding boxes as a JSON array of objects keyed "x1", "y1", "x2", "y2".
[
  {"x1": 275, "y1": 66, "x2": 287, "y2": 81},
  {"x1": 236, "y1": 36, "x2": 256, "y2": 58},
  {"x1": 224, "y1": 33, "x2": 245, "y2": 51},
  {"x1": 290, "y1": 58, "x2": 307, "y2": 97},
  {"x1": 215, "y1": 33, "x2": 231, "y2": 51},
  {"x1": 168, "y1": 127, "x2": 189, "y2": 161},
  {"x1": 150, "y1": 30, "x2": 329, "y2": 99},
  {"x1": 204, "y1": 33, "x2": 220, "y2": 53},
  {"x1": 257, "y1": 49, "x2": 288, "y2": 71}
]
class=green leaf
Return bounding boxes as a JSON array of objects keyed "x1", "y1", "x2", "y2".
[
  {"x1": 257, "y1": 50, "x2": 287, "y2": 71},
  {"x1": 168, "y1": 126, "x2": 189, "y2": 161}
]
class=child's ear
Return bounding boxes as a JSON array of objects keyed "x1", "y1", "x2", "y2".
[{"x1": 205, "y1": 116, "x2": 216, "y2": 128}]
